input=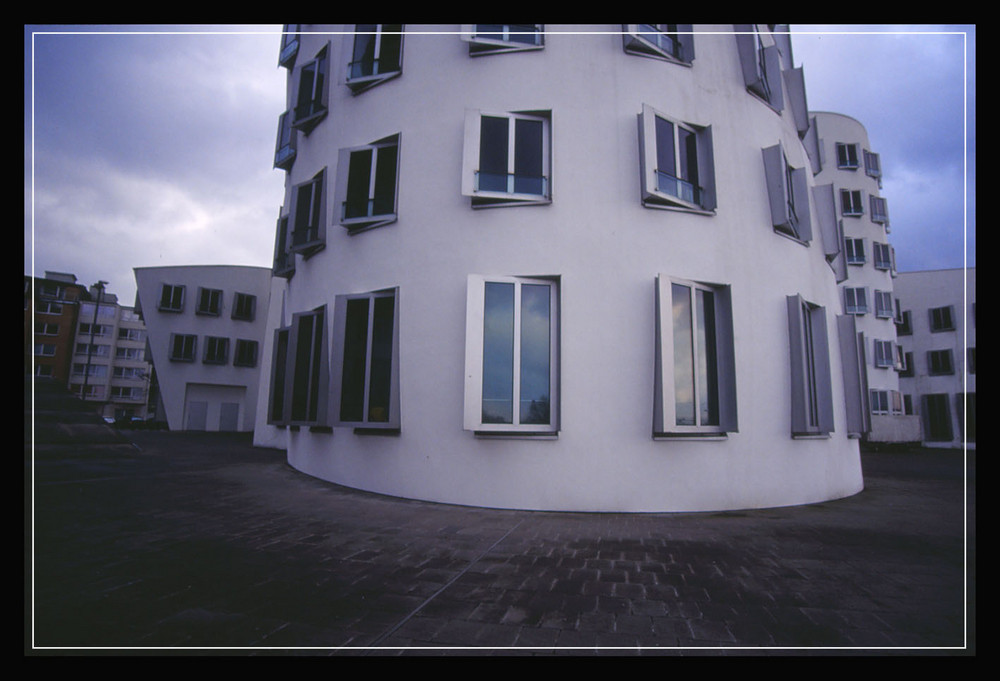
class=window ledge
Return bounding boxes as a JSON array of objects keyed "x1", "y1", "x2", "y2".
[
  {"x1": 653, "y1": 432, "x2": 729, "y2": 441},
  {"x1": 473, "y1": 431, "x2": 558, "y2": 440},
  {"x1": 791, "y1": 433, "x2": 832, "y2": 440},
  {"x1": 353, "y1": 427, "x2": 401, "y2": 436},
  {"x1": 641, "y1": 200, "x2": 715, "y2": 216}
]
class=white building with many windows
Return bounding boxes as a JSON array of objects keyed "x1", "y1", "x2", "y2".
[
  {"x1": 135, "y1": 265, "x2": 273, "y2": 432},
  {"x1": 806, "y1": 111, "x2": 920, "y2": 444},
  {"x1": 255, "y1": 24, "x2": 870, "y2": 512},
  {"x1": 893, "y1": 267, "x2": 975, "y2": 448}
]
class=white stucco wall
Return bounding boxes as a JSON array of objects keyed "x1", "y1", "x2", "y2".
[{"x1": 262, "y1": 26, "x2": 864, "y2": 511}]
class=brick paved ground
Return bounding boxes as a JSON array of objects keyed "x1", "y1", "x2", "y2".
[{"x1": 26, "y1": 385, "x2": 974, "y2": 655}]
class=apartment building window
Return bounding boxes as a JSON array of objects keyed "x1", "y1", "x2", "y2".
[
  {"x1": 331, "y1": 288, "x2": 400, "y2": 429},
  {"x1": 203, "y1": 336, "x2": 229, "y2": 365},
  {"x1": 903, "y1": 394, "x2": 914, "y2": 415},
  {"x1": 844, "y1": 287, "x2": 868, "y2": 315},
  {"x1": 899, "y1": 350, "x2": 915, "y2": 377},
  {"x1": 787, "y1": 295, "x2": 834, "y2": 437},
  {"x1": 196, "y1": 287, "x2": 223, "y2": 316},
  {"x1": 290, "y1": 168, "x2": 327, "y2": 255},
  {"x1": 840, "y1": 189, "x2": 863, "y2": 217},
  {"x1": 763, "y1": 141, "x2": 811, "y2": 240},
  {"x1": 874, "y1": 339, "x2": 895, "y2": 368},
  {"x1": 873, "y1": 242, "x2": 893, "y2": 270},
  {"x1": 169, "y1": 333, "x2": 197, "y2": 362},
  {"x1": 232, "y1": 293, "x2": 257, "y2": 322},
  {"x1": 159, "y1": 284, "x2": 185, "y2": 312},
  {"x1": 922, "y1": 394, "x2": 953, "y2": 442},
  {"x1": 336, "y1": 134, "x2": 400, "y2": 233},
  {"x1": 465, "y1": 24, "x2": 544, "y2": 55},
  {"x1": 929, "y1": 305, "x2": 955, "y2": 332},
  {"x1": 463, "y1": 109, "x2": 551, "y2": 207},
  {"x1": 864, "y1": 149, "x2": 882, "y2": 181},
  {"x1": 37, "y1": 323, "x2": 59, "y2": 336},
  {"x1": 76, "y1": 384, "x2": 105, "y2": 399},
  {"x1": 115, "y1": 347, "x2": 144, "y2": 361},
  {"x1": 278, "y1": 24, "x2": 300, "y2": 69},
  {"x1": 639, "y1": 103, "x2": 716, "y2": 212},
  {"x1": 347, "y1": 25, "x2": 403, "y2": 93},
  {"x1": 80, "y1": 323, "x2": 111, "y2": 337},
  {"x1": 622, "y1": 24, "x2": 693, "y2": 65},
  {"x1": 118, "y1": 328, "x2": 145, "y2": 342},
  {"x1": 38, "y1": 282, "x2": 65, "y2": 299},
  {"x1": 269, "y1": 307, "x2": 329, "y2": 427},
  {"x1": 35, "y1": 365, "x2": 53, "y2": 377},
  {"x1": 34, "y1": 343, "x2": 57, "y2": 357},
  {"x1": 72, "y1": 363, "x2": 107, "y2": 378},
  {"x1": 234, "y1": 339, "x2": 259, "y2": 368},
  {"x1": 292, "y1": 43, "x2": 330, "y2": 135},
  {"x1": 113, "y1": 366, "x2": 146, "y2": 379},
  {"x1": 654, "y1": 276, "x2": 738, "y2": 436},
  {"x1": 464, "y1": 276, "x2": 559, "y2": 434},
  {"x1": 75, "y1": 343, "x2": 110, "y2": 357},
  {"x1": 735, "y1": 25, "x2": 783, "y2": 111},
  {"x1": 870, "y1": 196, "x2": 890, "y2": 226},
  {"x1": 897, "y1": 309, "x2": 913, "y2": 335},
  {"x1": 870, "y1": 389, "x2": 890, "y2": 415},
  {"x1": 273, "y1": 213, "x2": 295, "y2": 279},
  {"x1": 845, "y1": 238, "x2": 865, "y2": 265},
  {"x1": 927, "y1": 349, "x2": 954, "y2": 376},
  {"x1": 274, "y1": 110, "x2": 297, "y2": 170},
  {"x1": 111, "y1": 386, "x2": 142, "y2": 401},
  {"x1": 874, "y1": 290, "x2": 894, "y2": 319},
  {"x1": 36, "y1": 301, "x2": 63, "y2": 315},
  {"x1": 836, "y1": 142, "x2": 859, "y2": 169}
]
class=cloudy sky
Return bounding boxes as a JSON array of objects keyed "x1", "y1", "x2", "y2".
[{"x1": 25, "y1": 24, "x2": 975, "y2": 305}]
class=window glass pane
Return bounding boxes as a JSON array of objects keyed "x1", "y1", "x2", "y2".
[
  {"x1": 373, "y1": 144, "x2": 398, "y2": 216},
  {"x1": 514, "y1": 117, "x2": 544, "y2": 194},
  {"x1": 672, "y1": 283, "x2": 695, "y2": 426},
  {"x1": 696, "y1": 289, "x2": 719, "y2": 426},
  {"x1": 367, "y1": 295, "x2": 395, "y2": 422},
  {"x1": 271, "y1": 330, "x2": 289, "y2": 421},
  {"x1": 519, "y1": 283, "x2": 551, "y2": 425},
  {"x1": 340, "y1": 299, "x2": 370, "y2": 423},
  {"x1": 482, "y1": 282, "x2": 515, "y2": 424},
  {"x1": 678, "y1": 126, "x2": 698, "y2": 185},
  {"x1": 379, "y1": 26, "x2": 402, "y2": 71},
  {"x1": 479, "y1": 116, "x2": 509, "y2": 192},
  {"x1": 352, "y1": 28, "x2": 377, "y2": 77},
  {"x1": 345, "y1": 148, "x2": 374, "y2": 219},
  {"x1": 655, "y1": 116, "x2": 676, "y2": 178}
]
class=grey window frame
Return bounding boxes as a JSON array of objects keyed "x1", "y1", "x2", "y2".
[
  {"x1": 787, "y1": 295, "x2": 835, "y2": 437},
  {"x1": 292, "y1": 43, "x2": 330, "y2": 135},
  {"x1": 158, "y1": 284, "x2": 185, "y2": 313},
  {"x1": 463, "y1": 108, "x2": 552, "y2": 208},
  {"x1": 273, "y1": 212, "x2": 295, "y2": 279},
  {"x1": 464, "y1": 24, "x2": 544, "y2": 55},
  {"x1": 844, "y1": 286, "x2": 868, "y2": 315},
  {"x1": 196, "y1": 287, "x2": 223, "y2": 317},
  {"x1": 863, "y1": 149, "x2": 882, "y2": 180},
  {"x1": 874, "y1": 290, "x2": 894, "y2": 319},
  {"x1": 169, "y1": 333, "x2": 197, "y2": 362},
  {"x1": 278, "y1": 24, "x2": 301, "y2": 68},
  {"x1": 335, "y1": 134, "x2": 400, "y2": 233},
  {"x1": 289, "y1": 168, "x2": 327, "y2": 256},
  {"x1": 870, "y1": 195, "x2": 890, "y2": 225},
  {"x1": 346, "y1": 25, "x2": 403, "y2": 93},
  {"x1": 735, "y1": 25, "x2": 784, "y2": 111},
  {"x1": 203, "y1": 336, "x2": 229, "y2": 365},
  {"x1": 639, "y1": 103, "x2": 716, "y2": 212},
  {"x1": 274, "y1": 110, "x2": 297, "y2": 171},
  {"x1": 763, "y1": 141, "x2": 812, "y2": 241},
  {"x1": 836, "y1": 142, "x2": 859, "y2": 169},
  {"x1": 845, "y1": 237, "x2": 866, "y2": 265},
  {"x1": 287, "y1": 307, "x2": 330, "y2": 427},
  {"x1": 929, "y1": 305, "x2": 955, "y2": 332},
  {"x1": 330, "y1": 288, "x2": 401, "y2": 430},
  {"x1": 622, "y1": 24, "x2": 693, "y2": 65},
  {"x1": 840, "y1": 189, "x2": 864, "y2": 217},
  {"x1": 232, "y1": 292, "x2": 257, "y2": 322},
  {"x1": 873, "y1": 339, "x2": 895, "y2": 368},
  {"x1": 233, "y1": 339, "x2": 259, "y2": 368}
]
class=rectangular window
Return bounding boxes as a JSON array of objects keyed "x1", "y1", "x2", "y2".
[
  {"x1": 289, "y1": 307, "x2": 329, "y2": 426},
  {"x1": 463, "y1": 109, "x2": 551, "y2": 207},
  {"x1": 929, "y1": 305, "x2": 955, "y2": 332},
  {"x1": 465, "y1": 24, "x2": 544, "y2": 55},
  {"x1": 900, "y1": 351, "x2": 915, "y2": 377},
  {"x1": 34, "y1": 343, "x2": 57, "y2": 357},
  {"x1": 763, "y1": 141, "x2": 811, "y2": 240},
  {"x1": 639, "y1": 104, "x2": 716, "y2": 211},
  {"x1": 113, "y1": 366, "x2": 146, "y2": 379},
  {"x1": 897, "y1": 309, "x2": 912, "y2": 335},
  {"x1": 232, "y1": 293, "x2": 257, "y2": 322},
  {"x1": 874, "y1": 290, "x2": 894, "y2": 319},
  {"x1": 864, "y1": 149, "x2": 882, "y2": 180},
  {"x1": 845, "y1": 237, "x2": 866, "y2": 265},
  {"x1": 278, "y1": 24, "x2": 300, "y2": 68},
  {"x1": 274, "y1": 110, "x2": 297, "y2": 170},
  {"x1": 922, "y1": 394, "x2": 954, "y2": 442},
  {"x1": 115, "y1": 347, "x2": 144, "y2": 361},
  {"x1": 273, "y1": 213, "x2": 295, "y2": 279},
  {"x1": 117, "y1": 328, "x2": 145, "y2": 342},
  {"x1": 37, "y1": 323, "x2": 59, "y2": 336},
  {"x1": 79, "y1": 323, "x2": 111, "y2": 337},
  {"x1": 75, "y1": 343, "x2": 110, "y2": 357},
  {"x1": 72, "y1": 363, "x2": 108, "y2": 378},
  {"x1": 267, "y1": 327, "x2": 291, "y2": 425},
  {"x1": 654, "y1": 276, "x2": 738, "y2": 437},
  {"x1": 158, "y1": 284, "x2": 185, "y2": 312},
  {"x1": 335, "y1": 134, "x2": 400, "y2": 232},
  {"x1": 347, "y1": 25, "x2": 403, "y2": 93},
  {"x1": 331, "y1": 289, "x2": 401, "y2": 429},
  {"x1": 234, "y1": 339, "x2": 259, "y2": 368},
  {"x1": 203, "y1": 336, "x2": 229, "y2": 365},
  {"x1": 840, "y1": 189, "x2": 863, "y2": 217},
  {"x1": 787, "y1": 295, "x2": 835, "y2": 437},
  {"x1": 292, "y1": 44, "x2": 329, "y2": 134},
  {"x1": 874, "y1": 339, "x2": 895, "y2": 368},
  {"x1": 37, "y1": 301, "x2": 63, "y2": 315},
  {"x1": 870, "y1": 389, "x2": 889, "y2": 415},
  {"x1": 35, "y1": 364, "x2": 53, "y2": 377},
  {"x1": 169, "y1": 334, "x2": 197, "y2": 362},
  {"x1": 873, "y1": 242, "x2": 892, "y2": 270},
  {"x1": 927, "y1": 349, "x2": 954, "y2": 375},
  {"x1": 622, "y1": 24, "x2": 693, "y2": 64},
  {"x1": 870, "y1": 196, "x2": 889, "y2": 225},
  {"x1": 464, "y1": 275, "x2": 559, "y2": 434},
  {"x1": 196, "y1": 287, "x2": 223, "y2": 316},
  {"x1": 844, "y1": 287, "x2": 868, "y2": 315},
  {"x1": 735, "y1": 25, "x2": 783, "y2": 111},
  {"x1": 968, "y1": 347, "x2": 976, "y2": 374},
  {"x1": 836, "y1": 142, "x2": 859, "y2": 169},
  {"x1": 289, "y1": 168, "x2": 327, "y2": 255}
]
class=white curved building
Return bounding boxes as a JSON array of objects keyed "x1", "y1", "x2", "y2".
[{"x1": 253, "y1": 24, "x2": 866, "y2": 512}]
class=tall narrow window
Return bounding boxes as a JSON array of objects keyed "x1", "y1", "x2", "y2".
[
  {"x1": 763, "y1": 141, "x2": 811, "y2": 240},
  {"x1": 335, "y1": 134, "x2": 400, "y2": 232},
  {"x1": 292, "y1": 44, "x2": 329, "y2": 134},
  {"x1": 290, "y1": 168, "x2": 327, "y2": 255},
  {"x1": 273, "y1": 213, "x2": 295, "y2": 278},
  {"x1": 289, "y1": 307, "x2": 328, "y2": 426},
  {"x1": 464, "y1": 24, "x2": 544, "y2": 55},
  {"x1": 274, "y1": 110, "x2": 297, "y2": 170},
  {"x1": 331, "y1": 289, "x2": 400, "y2": 429},
  {"x1": 922, "y1": 394, "x2": 954, "y2": 442},
  {"x1": 873, "y1": 340, "x2": 895, "y2": 368},
  {"x1": 735, "y1": 25, "x2": 784, "y2": 111},
  {"x1": 787, "y1": 295, "x2": 834, "y2": 437},
  {"x1": 347, "y1": 24, "x2": 403, "y2": 93},
  {"x1": 870, "y1": 196, "x2": 889, "y2": 225},
  {"x1": 654, "y1": 276, "x2": 737, "y2": 436},
  {"x1": 622, "y1": 24, "x2": 693, "y2": 64},
  {"x1": 267, "y1": 327, "x2": 291, "y2": 425},
  {"x1": 638, "y1": 104, "x2": 716, "y2": 212},
  {"x1": 465, "y1": 276, "x2": 559, "y2": 434},
  {"x1": 863, "y1": 149, "x2": 882, "y2": 180},
  {"x1": 278, "y1": 24, "x2": 300, "y2": 68},
  {"x1": 463, "y1": 109, "x2": 551, "y2": 207}
]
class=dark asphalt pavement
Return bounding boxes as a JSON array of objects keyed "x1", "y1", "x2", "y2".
[{"x1": 25, "y1": 382, "x2": 975, "y2": 655}]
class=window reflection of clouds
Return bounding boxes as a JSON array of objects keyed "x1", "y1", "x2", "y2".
[
  {"x1": 519, "y1": 283, "x2": 550, "y2": 424},
  {"x1": 482, "y1": 282, "x2": 514, "y2": 423},
  {"x1": 671, "y1": 283, "x2": 696, "y2": 426}
]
